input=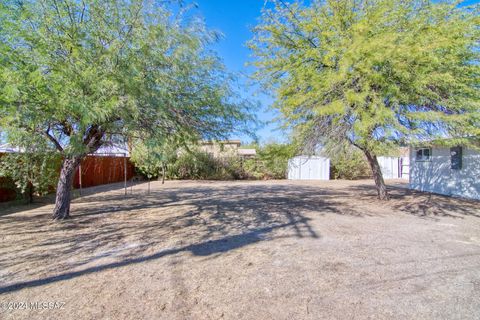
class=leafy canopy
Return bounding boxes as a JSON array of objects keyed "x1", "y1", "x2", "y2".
[{"x1": 250, "y1": 0, "x2": 480, "y2": 153}]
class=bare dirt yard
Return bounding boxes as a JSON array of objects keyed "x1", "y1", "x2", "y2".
[{"x1": 0, "y1": 179, "x2": 479, "y2": 320}]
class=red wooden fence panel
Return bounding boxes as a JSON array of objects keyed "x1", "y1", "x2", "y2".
[{"x1": 73, "y1": 155, "x2": 135, "y2": 189}]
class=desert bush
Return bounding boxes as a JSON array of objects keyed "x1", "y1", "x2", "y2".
[
  {"x1": 328, "y1": 146, "x2": 371, "y2": 180},
  {"x1": 242, "y1": 158, "x2": 263, "y2": 179},
  {"x1": 258, "y1": 143, "x2": 294, "y2": 179},
  {"x1": 214, "y1": 156, "x2": 247, "y2": 180},
  {"x1": 168, "y1": 151, "x2": 216, "y2": 179},
  {"x1": 240, "y1": 143, "x2": 294, "y2": 179},
  {"x1": 151, "y1": 143, "x2": 294, "y2": 181},
  {"x1": 0, "y1": 152, "x2": 62, "y2": 202}
]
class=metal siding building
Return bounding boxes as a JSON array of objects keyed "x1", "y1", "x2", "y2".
[
  {"x1": 288, "y1": 156, "x2": 330, "y2": 180},
  {"x1": 378, "y1": 156, "x2": 410, "y2": 180},
  {"x1": 409, "y1": 146, "x2": 480, "y2": 200}
]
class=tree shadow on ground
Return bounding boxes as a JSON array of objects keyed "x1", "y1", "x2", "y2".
[
  {"x1": 0, "y1": 223, "x2": 295, "y2": 294},
  {"x1": 0, "y1": 180, "x2": 139, "y2": 217},
  {"x1": 0, "y1": 182, "x2": 340, "y2": 294},
  {"x1": 0, "y1": 180, "x2": 478, "y2": 295},
  {"x1": 343, "y1": 182, "x2": 480, "y2": 219}
]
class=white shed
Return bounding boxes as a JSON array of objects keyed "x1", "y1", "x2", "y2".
[
  {"x1": 409, "y1": 145, "x2": 480, "y2": 200},
  {"x1": 288, "y1": 156, "x2": 330, "y2": 180},
  {"x1": 378, "y1": 156, "x2": 410, "y2": 180}
]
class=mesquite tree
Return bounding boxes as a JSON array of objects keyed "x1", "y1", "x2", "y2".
[
  {"x1": 0, "y1": 0, "x2": 253, "y2": 219},
  {"x1": 130, "y1": 137, "x2": 178, "y2": 191},
  {"x1": 250, "y1": 0, "x2": 479, "y2": 199}
]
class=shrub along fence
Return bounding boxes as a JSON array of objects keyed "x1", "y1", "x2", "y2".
[
  {"x1": 0, "y1": 176, "x2": 16, "y2": 202},
  {"x1": 0, "y1": 153, "x2": 16, "y2": 202},
  {"x1": 0, "y1": 153, "x2": 135, "y2": 203}
]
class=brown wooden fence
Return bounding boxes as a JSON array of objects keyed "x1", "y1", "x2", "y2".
[
  {"x1": 0, "y1": 153, "x2": 136, "y2": 202},
  {"x1": 73, "y1": 155, "x2": 135, "y2": 189}
]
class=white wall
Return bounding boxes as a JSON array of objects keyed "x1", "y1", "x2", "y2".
[
  {"x1": 409, "y1": 147, "x2": 480, "y2": 200},
  {"x1": 378, "y1": 157, "x2": 400, "y2": 179},
  {"x1": 378, "y1": 156, "x2": 409, "y2": 180},
  {"x1": 288, "y1": 156, "x2": 330, "y2": 180},
  {"x1": 401, "y1": 156, "x2": 410, "y2": 180}
]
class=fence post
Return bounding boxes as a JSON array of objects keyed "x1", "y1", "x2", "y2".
[
  {"x1": 124, "y1": 155, "x2": 127, "y2": 197},
  {"x1": 79, "y1": 163, "x2": 82, "y2": 196}
]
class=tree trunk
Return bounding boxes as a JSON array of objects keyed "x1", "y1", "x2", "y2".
[
  {"x1": 52, "y1": 156, "x2": 82, "y2": 220},
  {"x1": 363, "y1": 150, "x2": 389, "y2": 200},
  {"x1": 25, "y1": 182, "x2": 34, "y2": 204},
  {"x1": 161, "y1": 163, "x2": 166, "y2": 184}
]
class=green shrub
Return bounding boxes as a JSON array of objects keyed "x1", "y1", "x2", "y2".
[
  {"x1": 0, "y1": 152, "x2": 62, "y2": 202},
  {"x1": 168, "y1": 151, "x2": 215, "y2": 179},
  {"x1": 242, "y1": 158, "x2": 263, "y2": 179},
  {"x1": 239, "y1": 143, "x2": 294, "y2": 179},
  {"x1": 214, "y1": 156, "x2": 247, "y2": 180},
  {"x1": 149, "y1": 143, "x2": 295, "y2": 181},
  {"x1": 329, "y1": 148, "x2": 371, "y2": 180}
]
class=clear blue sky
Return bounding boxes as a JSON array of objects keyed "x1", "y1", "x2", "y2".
[{"x1": 195, "y1": 0, "x2": 283, "y2": 145}]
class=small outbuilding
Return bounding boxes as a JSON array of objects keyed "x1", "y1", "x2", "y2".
[
  {"x1": 287, "y1": 156, "x2": 330, "y2": 180},
  {"x1": 378, "y1": 157, "x2": 410, "y2": 180},
  {"x1": 377, "y1": 147, "x2": 410, "y2": 180},
  {"x1": 409, "y1": 143, "x2": 480, "y2": 200}
]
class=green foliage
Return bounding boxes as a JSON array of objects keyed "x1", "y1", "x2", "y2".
[
  {"x1": 250, "y1": 0, "x2": 480, "y2": 154},
  {"x1": 0, "y1": 0, "x2": 254, "y2": 214},
  {"x1": 0, "y1": 152, "x2": 61, "y2": 200},
  {"x1": 130, "y1": 138, "x2": 177, "y2": 179},
  {"x1": 166, "y1": 149, "x2": 246, "y2": 180},
  {"x1": 242, "y1": 158, "x2": 263, "y2": 180},
  {"x1": 0, "y1": 135, "x2": 61, "y2": 201},
  {"x1": 325, "y1": 143, "x2": 371, "y2": 180},
  {"x1": 0, "y1": 0, "x2": 254, "y2": 174},
  {"x1": 257, "y1": 143, "x2": 295, "y2": 179},
  {"x1": 168, "y1": 150, "x2": 217, "y2": 180},
  {"x1": 145, "y1": 142, "x2": 295, "y2": 181},
  {"x1": 242, "y1": 143, "x2": 295, "y2": 179},
  {"x1": 213, "y1": 156, "x2": 246, "y2": 180}
]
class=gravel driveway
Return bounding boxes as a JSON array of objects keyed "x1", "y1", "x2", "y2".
[{"x1": 0, "y1": 179, "x2": 479, "y2": 319}]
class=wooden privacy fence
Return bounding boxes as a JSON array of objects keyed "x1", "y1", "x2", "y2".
[
  {"x1": 0, "y1": 153, "x2": 136, "y2": 202},
  {"x1": 73, "y1": 155, "x2": 135, "y2": 189}
]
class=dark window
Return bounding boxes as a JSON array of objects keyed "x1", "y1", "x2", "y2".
[
  {"x1": 450, "y1": 146, "x2": 462, "y2": 170},
  {"x1": 415, "y1": 148, "x2": 431, "y2": 161},
  {"x1": 423, "y1": 148, "x2": 430, "y2": 158},
  {"x1": 416, "y1": 149, "x2": 423, "y2": 159}
]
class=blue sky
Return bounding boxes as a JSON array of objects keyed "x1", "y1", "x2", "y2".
[
  {"x1": 460, "y1": 0, "x2": 480, "y2": 5},
  {"x1": 194, "y1": 0, "x2": 283, "y2": 144}
]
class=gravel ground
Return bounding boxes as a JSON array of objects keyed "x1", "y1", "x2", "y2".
[{"x1": 0, "y1": 179, "x2": 479, "y2": 320}]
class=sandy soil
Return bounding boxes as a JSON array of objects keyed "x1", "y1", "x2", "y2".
[{"x1": 0, "y1": 179, "x2": 479, "y2": 320}]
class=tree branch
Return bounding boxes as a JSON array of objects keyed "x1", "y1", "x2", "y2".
[{"x1": 44, "y1": 127, "x2": 64, "y2": 152}]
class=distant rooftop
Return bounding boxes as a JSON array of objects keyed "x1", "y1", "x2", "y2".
[
  {"x1": 0, "y1": 143, "x2": 23, "y2": 153},
  {"x1": 200, "y1": 140, "x2": 242, "y2": 145},
  {"x1": 237, "y1": 148, "x2": 256, "y2": 156},
  {"x1": 92, "y1": 143, "x2": 130, "y2": 157},
  {"x1": 0, "y1": 143, "x2": 130, "y2": 157}
]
